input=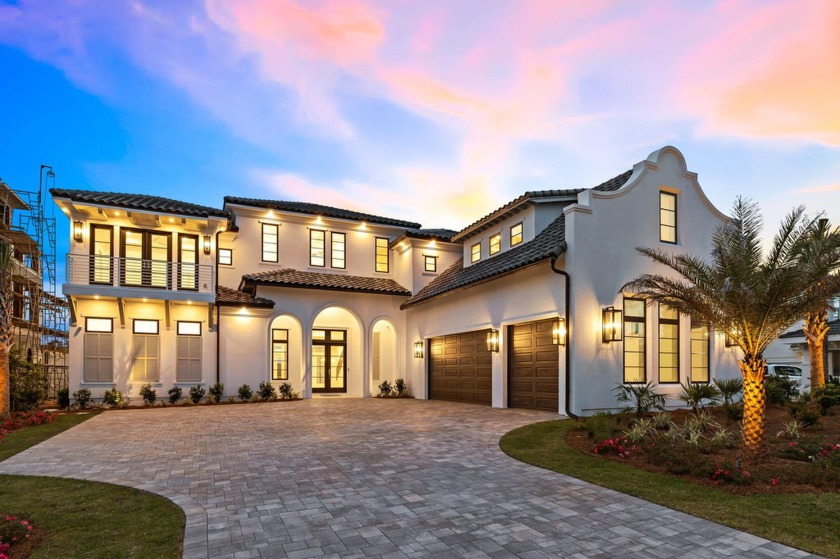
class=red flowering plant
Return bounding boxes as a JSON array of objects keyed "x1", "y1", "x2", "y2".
[
  {"x1": 710, "y1": 463, "x2": 753, "y2": 486},
  {"x1": 0, "y1": 514, "x2": 34, "y2": 554},
  {"x1": 593, "y1": 437, "x2": 634, "y2": 459},
  {"x1": 1, "y1": 411, "x2": 54, "y2": 432}
]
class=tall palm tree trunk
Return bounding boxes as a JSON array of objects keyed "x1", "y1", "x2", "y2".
[
  {"x1": 739, "y1": 354, "x2": 767, "y2": 461},
  {"x1": 803, "y1": 310, "x2": 829, "y2": 393},
  {"x1": 0, "y1": 241, "x2": 13, "y2": 419}
]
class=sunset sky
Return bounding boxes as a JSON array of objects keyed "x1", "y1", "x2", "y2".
[{"x1": 1, "y1": 0, "x2": 838, "y2": 251}]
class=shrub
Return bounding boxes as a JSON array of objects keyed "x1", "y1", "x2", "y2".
[
  {"x1": 278, "y1": 382, "x2": 296, "y2": 400},
  {"x1": 684, "y1": 409, "x2": 720, "y2": 433},
  {"x1": 0, "y1": 514, "x2": 34, "y2": 549},
  {"x1": 788, "y1": 401, "x2": 821, "y2": 426},
  {"x1": 73, "y1": 388, "x2": 92, "y2": 409},
  {"x1": 766, "y1": 374, "x2": 798, "y2": 404},
  {"x1": 613, "y1": 382, "x2": 667, "y2": 416},
  {"x1": 623, "y1": 417, "x2": 657, "y2": 443},
  {"x1": 678, "y1": 382, "x2": 721, "y2": 412},
  {"x1": 777, "y1": 420, "x2": 804, "y2": 440},
  {"x1": 713, "y1": 378, "x2": 743, "y2": 405},
  {"x1": 57, "y1": 387, "x2": 70, "y2": 409},
  {"x1": 208, "y1": 383, "x2": 225, "y2": 403},
  {"x1": 2, "y1": 411, "x2": 54, "y2": 431},
  {"x1": 103, "y1": 387, "x2": 123, "y2": 408},
  {"x1": 139, "y1": 384, "x2": 157, "y2": 405},
  {"x1": 377, "y1": 380, "x2": 394, "y2": 397},
  {"x1": 643, "y1": 440, "x2": 710, "y2": 476},
  {"x1": 582, "y1": 413, "x2": 619, "y2": 441},
  {"x1": 189, "y1": 385, "x2": 206, "y2": 404},
  {"x1": 9, "y1": 346, "x2": 48, "y2": 412},
  {"x1": 778, "y1": 436, "x2": 825, "y2": 462},
  {"x1": 238, "y1": 384, "x2": 253, "y2": 401},
  {"x1": 723, "y1": 402, "x2": 743, "y2": 423},
  {"x1": 812, "y1": 442, "x2": 840, "y2": 487},
  {"x1": 651, "y1": 411, "x2": 674, "y2": 430},
  {"x1": 394, "y1": 378, "x2": 408, "y2": 396},
  {"x1": 708, "y1": 427, "x2": 737, "y2": 449},
  {"x1": 710, "y1": 463, "x2": 753, "y2": 486},
  {"x1": 815, "y1": 384, "x2": 840, "y2": 415},
  {"x1": 593, "y1": 436, "x2": 632, "y2": 458},
  {"x1": 167, "y1": 386, "x2": 183, "y2": 405},
  {"x1": 257, "y1": 381, "x2": 276, "y2": 401}
]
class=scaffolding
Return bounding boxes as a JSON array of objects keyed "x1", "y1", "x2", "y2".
[{"x1": 0, "y1": 166, "x2": 69, "y2": 398}]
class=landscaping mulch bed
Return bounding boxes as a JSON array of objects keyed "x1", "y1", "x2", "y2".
[{"x1": 567, "y1": 404, "x2": 840, "y2": 495}]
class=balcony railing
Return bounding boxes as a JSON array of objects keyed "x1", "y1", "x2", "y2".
[{"x1": 66, "y1": 254, "x2": 214, "y2": 294}]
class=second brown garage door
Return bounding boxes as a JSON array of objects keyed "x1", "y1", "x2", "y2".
[
  {"x1": 508, "y1": 319, "x2": 559, "y2": 411},
  {"x1": 429, "y1": 330, "x2": 492, "y2": 405}
]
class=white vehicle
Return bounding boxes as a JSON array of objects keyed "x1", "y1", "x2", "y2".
[{"x1": 765, "y1": 364, "x2": 810, "y2": 393}]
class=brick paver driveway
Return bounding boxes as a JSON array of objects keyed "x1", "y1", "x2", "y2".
[{"x1": 0, "y1": 399, "x2": 820, "y2": 559}]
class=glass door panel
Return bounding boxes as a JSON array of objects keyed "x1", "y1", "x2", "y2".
[
  {"x1": 330, "y1": 345, "x2": 345, "y2": 390},
  {"x1": 149, "y1": 233, "x2": 170, "y2": 288},
  {"x1": 179, "y1": 235, "x2": 198, "y2": 290},
  {"x1": 312, "y1": 345, "x2": 326, "y2": 389},
  {"x1": 123, "y1": 230, "x2": 144, "y2": 286}
]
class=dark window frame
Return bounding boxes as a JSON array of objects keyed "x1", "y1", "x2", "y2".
[
  {"x1": 623, "y1": 297, "x2": 647, "y2": 384},
  {"x1": 261, "y1": 223, "x2": 279, "y2": 263},
  {"x1": 85, "y1": 317, "x2": 114, "y2": 333},
  {"x1": 310, "y1": 229, "x2": 326, "y2": 267},
  {"x1": 489, "y1": 232, "x2": 501, "y2": 255},
  {"x1": 471, "y1": 242, "x2": 481, "y2": 263},
  {"x1": 374, "y1": 237, "x2": 389, "y2": 273},
  {"x1": 177, "y1": 321, "x2": 202, "y2": 336},
  {"x1": 89, "y1": 224, "x2": 114, "y2": 285},
  {"x1": 271, "y1": 328, "x2": 289, "y2": 381},
  {"x1": 218, "y1": 248, "x2": 233, "y2": 266},
  {"x1": 132, "y1": 319, "x2": 160, "y2": 335},
  {"x1": 177, "y1": 233, "x2": 199, "y2": 291},
  {"x1": 331, "y1": 232, "x2": 346, "y2": 269},
  {"x1": 690, "y1": 317, "x2": 711, "y2": 383},
  {"x1": 119, "y1": 228, "x2": 172, "y2": 289},
  {"x1": 657, "y1": 303, "x2": 680, "y2": 384},
  {"x1": 510, "y1": 222, "x2": 523, "y2": 247},
  {"x1": 660, "y1": 191, "x2": 677, "y2": 244},
  {"x1": 424, "y1": 255, "x2": 438, "y2": 272}
]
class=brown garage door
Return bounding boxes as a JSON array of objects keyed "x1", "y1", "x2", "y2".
[
  {"x1": 508, "y1": 319, "x2": 559, "y2": 411},
  {"x1": 429, "y1": 330, "x2": 492, "y2": 405}
]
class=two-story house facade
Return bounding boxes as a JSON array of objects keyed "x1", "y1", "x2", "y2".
[{"x1": 53, "y1": 146, "x2": 741, "y2": 414}]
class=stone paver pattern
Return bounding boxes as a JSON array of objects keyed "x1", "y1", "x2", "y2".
[{"x1": 0, "y1": 398, "x2": 822, "y2": 559}]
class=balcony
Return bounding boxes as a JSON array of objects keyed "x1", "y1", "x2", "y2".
[{"x1": 64, "y1": 254, "x2": 215, "y2": 301}]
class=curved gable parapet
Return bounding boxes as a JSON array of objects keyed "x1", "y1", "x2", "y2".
[{"x1": 589, "y1": 145, "x2": 729, "y2": 221}]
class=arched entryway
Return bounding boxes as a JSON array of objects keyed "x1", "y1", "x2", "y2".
[
  {"x1": 311, "y1": 306, "x2": 363, "y2": 397},
  {"x1": 371, "y1": 318, "x2": 398, "y2": 394}
]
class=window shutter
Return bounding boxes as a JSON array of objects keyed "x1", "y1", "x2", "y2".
[{"x1": 372, "y1": 332, "x2": 381, "y2": 381}]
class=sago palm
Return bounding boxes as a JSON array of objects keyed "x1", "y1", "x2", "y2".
[
  {"x1": 623, "y1": 198, "x2": 830, "y2": 461},
  {"x1": 796, "y1": 218, "x2": 840, "y2": 393},
  {"x1": 0, "y1": 240, "x2": 14, "y2": 418}
]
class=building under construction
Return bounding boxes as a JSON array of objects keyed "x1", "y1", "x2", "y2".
[{"x1": 0, "y1": 168, "x2": 69, "y2": 399}]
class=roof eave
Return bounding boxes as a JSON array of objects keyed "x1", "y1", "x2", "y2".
[{"x1": 243, "y1": 279, "x2": 410, "y2": 297}]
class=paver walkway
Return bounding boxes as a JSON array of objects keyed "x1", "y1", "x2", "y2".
[{"x1": 0, "y1": 399, "x2": 822, "y2": 558}]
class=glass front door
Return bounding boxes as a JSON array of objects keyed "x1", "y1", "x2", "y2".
[
  {"x1": 312, "y1": 329, "x2": 347, "y2": 393},
  {"x1": 120, "y1": 229, "x2": 171, "y2": 288}
]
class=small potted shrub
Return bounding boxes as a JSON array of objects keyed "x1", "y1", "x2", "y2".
[
  {"x1": 73, "y1": 388, "x2": 92, "y2": 410},
  {"x1": 238, "y1": 384, "x2": 253, "y2": 402},
  {"x1": 103, "y1": 387, "x2": 123, "y2": 408},
  {"x1": 278, "y1": 382, "x2": 297, "y2": 400},
  {"x1": 139, "y1": 384, "x2": 157, "y2": 406},
  {"x1": 208, "y1": 383, "x2": 225, "y2": 403},
  {"x1": 257, "y1": 381, "x2": 277, "y2": 401},
  {"x1": 168, "y1": 386, "x2": 183, "y2": 405},
  {"x1": 189, "y1": 384, "x2": 206, "y2": 404}
]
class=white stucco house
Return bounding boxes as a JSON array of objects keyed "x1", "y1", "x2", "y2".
[{"x1": 53, "y1": 146, "x2": 741, "y2": 415}]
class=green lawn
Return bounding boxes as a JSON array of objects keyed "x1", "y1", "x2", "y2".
[
  {"x1": 1, "y1": 412, "x2": 184, "y2": 559},
  {"x1": 500, "y1": 419, "x2": 840, "y2": 559}
]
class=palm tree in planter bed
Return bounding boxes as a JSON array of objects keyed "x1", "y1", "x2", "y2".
[
  {"x1": 797, "y1": 218, "x2": 840, "y2": 393},
  {"x1": 623, "y1": 199, "x2": 836, "y2": 461},
  {"x1": 0, "y1": 241, "x2": 13, "y2": 419}
]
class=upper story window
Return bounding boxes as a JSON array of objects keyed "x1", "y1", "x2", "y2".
[
  {"x1": 121, "y1": 229, "x2": 170, "y2": 288},
  {"x1": 471, "y1": 242, "x2": 481, "y2": 263},
  {"x1": 623, "y1": 297, "x2": 646, "y2": 383},
  {"x1": 262, "y1": 223, "x2": 278, "y2": 262},
  {"x1": 331, "y1": 232, "x2": 346, "y2": 269},
  {"x1": 310, "y1": 230, "x2": 326, "y2": 267},
  {"x1": 510, "y1": 222, "x2": 523, "y2": 247},
  {"x1": 375, "y1": 237, "x2": 389, "y2": 273},
  {"x1": 489, "y1": 233, "x2": 501, "y2": 255},
  {"x1": 178, "y1": 234, "x2": 198, "y2": 291},
  {"x1": 90, "y1": 225, "x2": 113, "y2": 284},
  {"x1": 424, "y1": 255, "x2": 437, "y2": 272},
  {"x1": 660, "y1": 191, "x2": 677, "y2": 244},
  {"x1": 218, "y1": 248, "x2": 233, "y2": 266}
]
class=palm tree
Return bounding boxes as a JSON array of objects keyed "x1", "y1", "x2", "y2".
[
  {"x1": 797, "y1": 218, "x2": 840, "y2": 393},
  {"x1": 623, "y1": 198, "x2": 831, "y2": 461},
  {"x1": 0, "y1": 240, "x2": 14, "y2": 419}
]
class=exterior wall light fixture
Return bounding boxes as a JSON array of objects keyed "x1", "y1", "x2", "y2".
[
  {"x1": 552, "y1": 318, "x2": 566, "y2": 346},
  {"x1": 602, "y1": 306, "x2": 623, "y2": 343},
  {"x1": 724, "y1": 334, "x2": 737, "y2": 348},
  {"x1": 486, "y1": 329, "x2": 500, "y2": 352},
  {"x1": 73, "y1": 221, "x2": 83, "y2": 243},
  {"x1": 203, "y1": 235, "x2": 212, "y2": 255},
  {"x1": 413, "y1": 340, "x2": 424, "y2": 359}
]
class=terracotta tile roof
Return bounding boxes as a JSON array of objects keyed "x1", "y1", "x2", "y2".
[
  {"x1": 216, "y1": 286, "x2": 275, "y2": 308},
  {"x1": 224, "y1": 197, "x2": 421, "y2": 229},
  {"x1": 50, "y1": 189, "x2": 229, "y2": 218},
  {"x1": 451, "y1": 170, "x2": 632, "y2": 242},
  {"x1": 402, "y1": 213, "x2": 567, "y2": 309},
  {"x1": 779, "y1": 319, "x2": 840, "y2": 339},
  {"x1": 242, "y1": 269, "x2": 411, "y2": 296}
]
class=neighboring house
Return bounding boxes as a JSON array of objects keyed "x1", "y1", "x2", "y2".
[
  {"x1": 52, "y1": 146, "x2": 741, "y2": 415},
  {"x1": 769, "y1": 302, "x2": 840, "y2": 384}
]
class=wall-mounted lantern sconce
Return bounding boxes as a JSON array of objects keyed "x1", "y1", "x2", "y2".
[
  {"x1": 413, "y1": 340, "x2": 424, "y2": 359},
  {"x1": 602, "y1": 306, "x2": 623, "y2": 343},
  {"x1": 73, "y1": 221, "x2": 83, "y2": 243},
  {"x1": 552, "y1": 318, "x2": 566, "y2": 346},
  {"x1": 203, "y1": 235, "x2": 212, "y2": 255},
  {"x1": 724, "y1": 334, "x2": 737, "y2": 348},
  {"x1": 486, "y1": 329, "x2": 500, "y2": 352}
]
